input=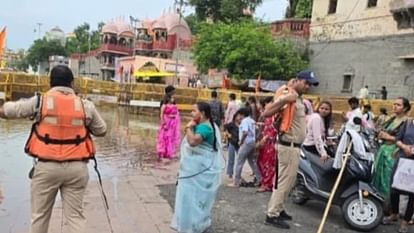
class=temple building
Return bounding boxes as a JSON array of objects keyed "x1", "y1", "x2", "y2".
[
  {"x1": 45, "y1": 26, "x2": 66, "y2": 46},
  {"x1": 69, "y1": 9, "x2": 193, "y2": 82}
]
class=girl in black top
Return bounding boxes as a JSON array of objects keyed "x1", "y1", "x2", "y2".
[{"x1": 224, "y1": 111, "x2": 242, "y2": 178}]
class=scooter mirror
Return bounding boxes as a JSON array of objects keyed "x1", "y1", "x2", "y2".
[{"x1": 353, "y1": 117, "x2": 362, "y2": 125}]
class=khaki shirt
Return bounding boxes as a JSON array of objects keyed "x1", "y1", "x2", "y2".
[
  {"x1": 3, "y1": 87, "x2": 107, "y2": 136},
  {"x1": 280, "y1": 97, "x2": 306, "y2": 144}
]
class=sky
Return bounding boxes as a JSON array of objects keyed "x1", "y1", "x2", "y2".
[{"x1": 0, "y1": 0, "x2": 288, "y2": 50}]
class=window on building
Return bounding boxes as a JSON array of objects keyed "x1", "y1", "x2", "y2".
[
  {"x1": 393, "y1": 10, "x2": 413, "y2": 29},
  {"x1": 367, "y1": 0, "x2": 377, "y2": 8},
  {"x1": 342, "y1": 74, "x2": 353, "y2": 92},
  {"x1": 328, "y1": 0, "x2": 338, "y2": 14}
]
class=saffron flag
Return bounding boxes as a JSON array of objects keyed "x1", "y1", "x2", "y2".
[
  {"x1": 255, "y1": 73, "x2": 261, "y2": 94},
  {"x1": 0, "y1": 27, "x2": 6, "y2": 68},
  {"x1": 0, "y1": 27, "x2": 6, "y2": 52}
]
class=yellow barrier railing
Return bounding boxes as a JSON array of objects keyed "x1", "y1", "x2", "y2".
[{"x1": 0, "y1": 72, "x2": 409, "y2": 116}]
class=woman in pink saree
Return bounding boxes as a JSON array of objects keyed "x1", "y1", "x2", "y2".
[{"x1": 157, "y1": 94, "x2": 181, "y2": 159}]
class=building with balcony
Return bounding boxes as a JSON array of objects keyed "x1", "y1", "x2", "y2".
[
  {"x1": 69, "y1": 9, "x2": 193, "y2": 81},
  {"x1": 271, "y1": 19, "x2": 310, "y2": 39},
  {"x1": 309, "y1": 0, "x2": 414, "y2": 99},
  {"x1": 390, "y1": 0, "x2": 414, "y2": 29},
  {"x1": 1, "y1": 48, "x2": 25, "y2": 71},
  {"x1": 271, "y1": 18, "x2": 311, "y2": 56}
]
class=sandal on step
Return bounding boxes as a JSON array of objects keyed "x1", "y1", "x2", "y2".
[
  {"x1": 256, "y1": 187, "x2": 268, "y2": 193},
  {"x1": 381, "y1": 215, "x2": 398, "y2": 225},
  {"x1": 240, "y1": 181, "x2": 255, "y2": 187},
  {"x1": 227, "y1": 183, "x2": 240, "y2": 188},
  {"x1": 398, "y1": 221, "x2": 408, "y2": 233}
]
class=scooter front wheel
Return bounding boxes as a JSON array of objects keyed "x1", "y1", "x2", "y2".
[
  {"x1": 342, "y1": 194, "x2": 383, "y2": 232},
  {"x1": 291, "y1": 175, "x2": 308, "y2": 205}
]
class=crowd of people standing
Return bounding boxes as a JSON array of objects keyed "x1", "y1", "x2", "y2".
[
  {"x1": 166, "y1": 70, "x2": 322, "y2": 232},
  {"x1": 158, "y1": 70, "x2": 414, "y2": 233},
  {"x1": 2, "y1": 65, "x2": 412, "y2": 233}
]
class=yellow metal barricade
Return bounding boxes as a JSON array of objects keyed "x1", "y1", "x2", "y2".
[{"x1": 0, "y1": 72, "x2": 411, "y2": 117}]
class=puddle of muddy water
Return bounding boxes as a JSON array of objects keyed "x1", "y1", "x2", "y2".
[{"x1": 0, "y1": 106, "x2": 164, "y2": 232}]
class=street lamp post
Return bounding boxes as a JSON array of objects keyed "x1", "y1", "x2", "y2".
[
  {"x1": 175, "y1": 0, "x2": 184, "y2": 85},
  {"x1": 174, "y1": 0, "x2": 184, "y2": 86},
  {"x1": 129, "y1": 16, "x2": 139, "y2": 106},
  {"x1": 36, "y1": 23, "x2": 42, "y2": 75},
  {"x1": 129, "y1": 16, "x2": 139, "y2": 57},
  {"x1": 88, "y1": 29, "x2": 91, "y2": 77},
  {"x1": 77, "y1": 44, "x2": 81, "y2": 76},
  {"x1": 36, "y1": 23, "x2": 42, "y2": 40}
]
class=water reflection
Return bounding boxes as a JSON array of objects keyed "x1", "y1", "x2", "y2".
[
  {"x1": 0, "y1": 118, "x2": 33, "y2": 232},
  {"x1": 0, "y1": 106, "x2": 161, "y2": 232},
  {"x1": 94, "y1": 106, "x2": 160, "y2": 176}
]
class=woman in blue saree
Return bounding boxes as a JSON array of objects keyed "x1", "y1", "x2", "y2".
[{"x1": 171, "y1": 102, "x2": 222, "y2": 233}]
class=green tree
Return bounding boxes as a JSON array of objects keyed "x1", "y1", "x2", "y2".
[
  {"x1": 295, "y1": 0, "x2": 313, "y2": 18},
  {"x1": 91, "y1": 22, "x2": 105, "y2": 49},
  {"x1": 193, "y1": 21, "x2": 307, "y2": 80},
  {"x1": 65, "y1": 22, "x2": 102, "y2": 54},
  {"x1": 184, "y1": 14, "x2": 202, "y2": 34},
  {"x1": 285, "y1": 0, "x2": 299, "y2": 18},
  {"x1": 189, "y1": 0, "x2": 221, "y2": 21},
  {"x1": 9, "y1": 58, "x2": 29, "y2": 72},
  {"x1": 188, "y1": 0, "x2": 263, "y2": 22},
  {"x1": 285, "y1": 0, "x2": 313, "y2": 18},
  {"x1": 25, "y1": 38, "x2": 67, "y2": 71}
]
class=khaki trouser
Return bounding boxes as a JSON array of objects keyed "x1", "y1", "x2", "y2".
[
  {"x1": 267, "y1": 144, "x2": 300, "y2": 217},
  {"x1": 30, "y1": 160, "x2": 89, "y2": 233}
]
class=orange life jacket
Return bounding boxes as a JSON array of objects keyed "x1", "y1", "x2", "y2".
[
  {"x1": 25, "y1": 90, "x2": 96, "y2": 161},
  {"x1": 273, "y1": 85, "x2": 296, "y2": 135}
]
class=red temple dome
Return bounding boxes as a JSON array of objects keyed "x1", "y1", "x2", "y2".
[{"x1": 102, "y1": 18, "x2": 134, "y2": 37}]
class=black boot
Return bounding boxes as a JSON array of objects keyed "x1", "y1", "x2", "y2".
[{"x1": 265, "y1": 215, "x2": 290, "y2": 229}]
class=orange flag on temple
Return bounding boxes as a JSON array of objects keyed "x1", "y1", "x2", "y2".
[
  {"x1": 255, "y1": 73, "x2": 261, "y2": 94},
  {"x1": 0, "y1": 27, "x2": 6, "y2": 59}
]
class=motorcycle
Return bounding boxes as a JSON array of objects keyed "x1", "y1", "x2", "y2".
[{"x1": 291, "y1": 118, "x2": 383, "y2": 232}]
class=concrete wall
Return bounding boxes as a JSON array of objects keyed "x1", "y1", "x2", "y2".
[
  {"x1": 38, "y1": 61, "x2": 49, "y2": 75},
  {"x1": 69, "y1": 59, "x2": 80, "y2": 77},
  {"x1": 69, "y1": 56, "x2": 102, "y2": 80},
  {"x1": 311, "y1": 0, "x2": 413, "y2": 42},
  {"x1": 309, "y1": 33, "x2": 414, "y2": 99}
]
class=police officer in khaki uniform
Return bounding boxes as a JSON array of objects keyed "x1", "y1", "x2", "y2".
[
  {"x1": 0, "y1": 65, "x2": 107, "y2": 233},
  {"x1": 261, "y1": 70, "x2": 319, "y2": 229}
]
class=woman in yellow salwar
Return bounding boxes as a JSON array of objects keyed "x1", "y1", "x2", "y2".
[{"x1": 373, "y1": 97, "x2": 411, "y2": 205}]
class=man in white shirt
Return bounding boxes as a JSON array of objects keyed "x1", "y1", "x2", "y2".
[
  {"x1": 343, "y1": 97, "x2": 367, "y2": 131},
  {"x1": 224, "y1": 93, "x2": 239, "y2": 125},
  {"x1": 196, "y1": 79, "x2": 203, "y2": 88},
  {"x1": 358, "y1": 85, "x2": 369, "y2": 99}
]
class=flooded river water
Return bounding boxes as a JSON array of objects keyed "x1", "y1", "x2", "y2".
[
  {"x1": 0, "y1": 105, "x2": 395, "y2": 233},
  {"x1": 0, "y1": 106, "x2": 162, "y2": 232}
]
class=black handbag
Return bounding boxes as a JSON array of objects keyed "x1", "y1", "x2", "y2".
[{"x1": 346, "y1": 156, "x2": 372, "y2": 182}]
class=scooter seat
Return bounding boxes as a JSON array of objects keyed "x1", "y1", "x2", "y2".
[{"x1": 302, "y1": 148, "x2": 338, "y2": 175}]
